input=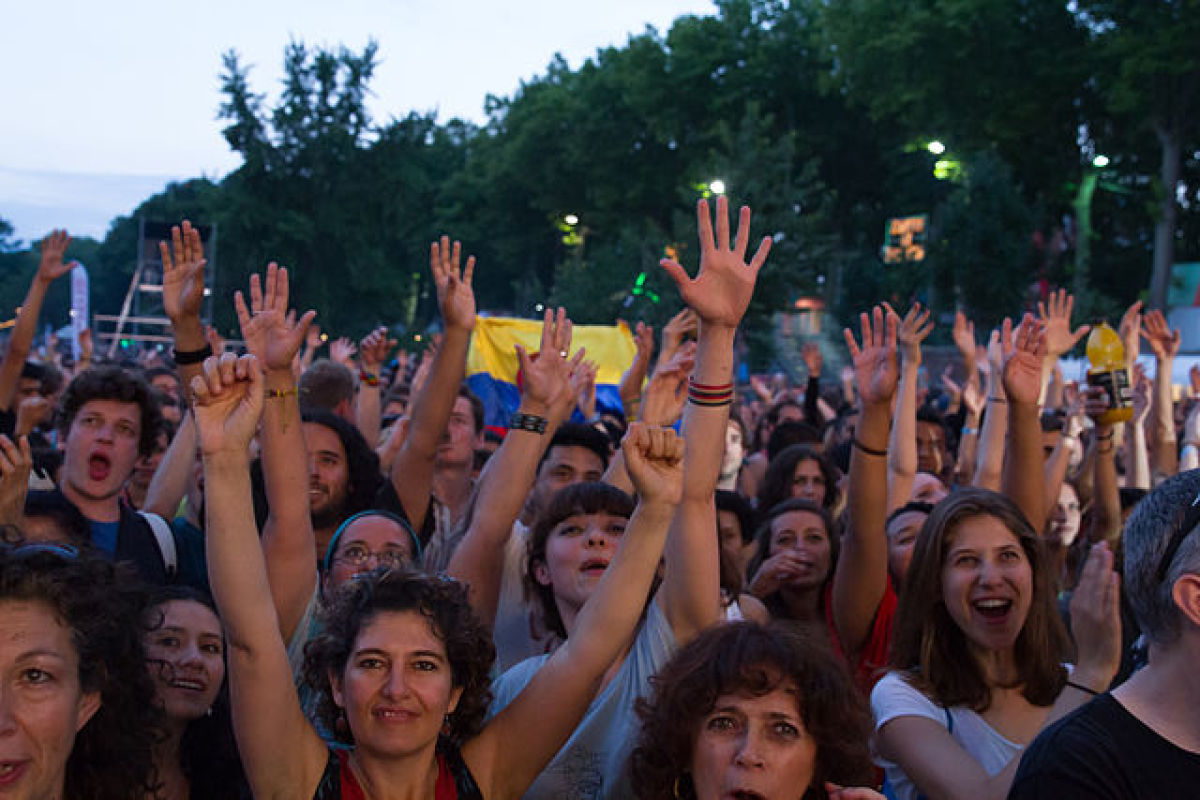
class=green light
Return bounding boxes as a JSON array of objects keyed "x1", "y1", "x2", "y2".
[
  {"x1": 634, "y1": 272, "x2": 646, "y2": 288},
  {"x1": 933, "y1": 158, "x2": 962, "y2": 181}
]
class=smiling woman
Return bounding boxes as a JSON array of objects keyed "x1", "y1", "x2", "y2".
[{"x1": 0, "y1": 543, "x2": 160, "y2": 800}]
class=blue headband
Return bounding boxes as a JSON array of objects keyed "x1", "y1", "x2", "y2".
[{"x1": 322, "y1": 510, "x2": 422, "y2": 575}]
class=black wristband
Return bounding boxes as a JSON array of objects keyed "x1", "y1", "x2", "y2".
[
  {"x1": 509, "y1": 412, "x2": 548, "y2": 435},
  {"x1": 173, "y1": 344, "x2": 213, "y2": 365},
  {"x1": 852, "y1": 438, "x2": 887, "y2": 457}
]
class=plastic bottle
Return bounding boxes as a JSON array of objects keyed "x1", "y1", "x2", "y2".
[{"x1": 1085, "y1": 322, "x2": 1133, "y2": 425}]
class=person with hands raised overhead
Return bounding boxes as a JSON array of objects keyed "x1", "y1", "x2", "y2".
[
  {"x1": 489, "y1": 195, "x2": 769, "y2": 800},
  {"x1": 999, "y1": 314, "x2": 1051, "y2": 533},
  {"x1": 355, "y1": 326, "x2": 396, "y2": 449},
  {"x1": 445, "y1": 306, "x2": 584, "y2": 634},
  {"x1": 1142, "y1": 308, "x2": 1182, "y2": 482},
  {"x1": 0, "y1": 230, "x2": 76, "y2": 421},
  {"x1": 378, "y1": 236, "x2": 481, "y2": 555},
  {"x1": 194, "y1": 345, "x2": 688, "y2": 800}
]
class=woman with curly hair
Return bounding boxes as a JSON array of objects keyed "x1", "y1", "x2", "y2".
[
  {"x1": 193, "y1": 350, "x2": 685, "y2": 800},
  {"x1": 756, "y1": 445, "x2": 839, "y2": 515},
  {"x1": 0, "y1": 541, "x2": 161, "y2": 800},
  {"x1": 142, "y1": 586, "x2": 248, "y2": 799},
  {"x1": 631, "y1": 621, "x2": 882, "y2": 800}
]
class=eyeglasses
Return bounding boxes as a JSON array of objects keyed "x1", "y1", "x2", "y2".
[
  {"x1": 1156, "y1": 490, "x2": 1200, "y2": 582},
  {"x1": 333, "y1": 544, "x2": 410, "y2": 569}
]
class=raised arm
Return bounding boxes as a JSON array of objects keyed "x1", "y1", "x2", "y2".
[
  {"x1": 1125, "y1": 368, "x2": 1152, "y2": 490},
  {"x1": 0, "y1": 435, "x2": 32, "y2": 527},
  {"x1": 386, "y1": 237, "x2": 476, "y2": 532},
  {"x1": 160, "y1": 221, "x2": 210, "y2": 405},
  {"x1": 833, "y1": 306, "x2": 898, "y2": 659},
  {"x1": 953, "y1": 376, "x2": 984, "y2": 486},
  {"x1": 1142, "y1": 309, "x2": 1181, "y2": 482},
  {"x1": 142, "y1": 412, "x2": 197, "y2": 519},
  {"x1": 619, "y1": 321, "x2": 654, "y2": 420},
  {"x1": 468, "y1": 422, "x2": 684, "y2": 800},
  {"x1": 1039, "y1": 288, "x2": 1090, "y2": 406},
  {"x1": 236, "y1": 264, "x2": 319, "y2": 642},
  {"x1": 886, "y1": 302, "x2": 933, "y2": 513},
  {"x1": 0, "y1": 231, "x2": 75, "y2": 411},
  {"x1": 1083, "y1": 387, "x2": 1122, "y2": 547},
  {"x1": 354, "y1": 326, "x2": 395, "y2": 448},
  {"x1": 973, "y1": 330, "x2": 1008, "y2": 491},
  {"x1": 193, "y1": 353, "x2": 328, "y2": 798},
  {"x1": 1000, "y1": 314, "x2": 1049, "y2": 532},
  {"x1": 656, "y1": 195, "x2": 770, "y2": 642},
  {"x1": 445, "y1": 308, "x2": 580, "y2": 625}
]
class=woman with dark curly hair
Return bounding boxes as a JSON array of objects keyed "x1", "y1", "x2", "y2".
[
  {"x1": 142, "y1": 585, "x2": 249, "y2": 799},
  {"x1": 193, "y1": 351, "x2": 685, "y2": 800},
  {"x1": 631, "y1": 621, "x2": 882, "y2": 800},
  {"x1": 746, "y1": 498, "x2": 839, "y2": 626},
  {"x1": 756, "y1": 445, "x2": 839, "y2": 515},
  {"x1": 0, "y1": 541, "x2": 161, "y2": 800}
]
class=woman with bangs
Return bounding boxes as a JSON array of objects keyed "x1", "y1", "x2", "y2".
[
  {"x1": 870, "y1": 488, "x2": 1123, "y2": 800},
  {"x1": 631, "y1": 621, "x2": 882, "y2": 800}
]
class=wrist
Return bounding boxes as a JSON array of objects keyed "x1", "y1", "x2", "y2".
[
  {"x1": 517, "y1": 399, "x2": 552, "y2": 418},
  {"x1": 201, "y1": 449, "x2": 251, "y2": 467},
  {"x1": 172, "y1": 318, "x2": 206, "y2": 347}
]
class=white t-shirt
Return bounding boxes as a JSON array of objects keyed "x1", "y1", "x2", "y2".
[{"x1": 870, "y1": 671, "x2": 1023, "y2": 800}]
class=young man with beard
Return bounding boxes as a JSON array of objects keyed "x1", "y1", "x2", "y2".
[{"x1": 28, "y1": 365, "x2": 178, "y2": 583}]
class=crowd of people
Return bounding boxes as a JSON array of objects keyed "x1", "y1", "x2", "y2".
[{"x1": 0, "y1": 197, "x2": 1197, "y2": 800}]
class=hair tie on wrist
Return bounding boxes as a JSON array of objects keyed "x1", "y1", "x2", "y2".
[
  {"x1": 173, "y1": 344, "x2": 213, "y2": 365},
  {"x1": 1065, "y1": 679, "x2": 1099, "y2": 697},
  {"x1": 852, "y1": 438, "x2": 887, "y2": 457}
]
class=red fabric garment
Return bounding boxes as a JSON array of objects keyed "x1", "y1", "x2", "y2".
[
  {"x1": 335, "y1": 748, "x2": 460, "y2": 800},
  {"x1": 824, "y1": 577, "x2": 898, "y2": 695}
]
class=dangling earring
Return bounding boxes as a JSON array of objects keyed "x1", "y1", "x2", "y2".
[
  {"x1": 441, "y1": 713, "x2": 452, "y2": 736},
  {"x1": 673, "y1": 773, "x2": 690, "y2": 800}
]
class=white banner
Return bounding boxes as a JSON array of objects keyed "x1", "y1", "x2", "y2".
[{"x1": 70, "y1": 264, "x2": 89, "y2": 359}]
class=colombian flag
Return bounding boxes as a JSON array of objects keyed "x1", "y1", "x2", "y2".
[{"x1": 466, "y1": 316, "x2": 636, "y2": 434}]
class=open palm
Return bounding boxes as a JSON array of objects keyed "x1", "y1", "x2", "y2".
[
  {"x1": 235, "y1": 263, "x2": 316, "y2": 372},
  {"x1": 844, "y1": 306, "x2": 898, "y2": 407}
]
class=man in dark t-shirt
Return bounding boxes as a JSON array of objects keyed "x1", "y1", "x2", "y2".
[{"x1": 1010, "y1": 472, "x2": 1200, "y2": 799}]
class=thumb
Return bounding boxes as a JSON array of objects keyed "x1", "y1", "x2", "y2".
[{"x1": 658, "y1": 258, "x2": 690, "y2": 291}]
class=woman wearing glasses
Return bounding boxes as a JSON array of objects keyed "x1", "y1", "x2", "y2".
[{"x1": 0, "y1": 542, "x2": 161, "y2": 800}]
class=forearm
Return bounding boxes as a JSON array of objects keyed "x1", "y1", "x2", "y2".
[
  {"x1": 1090, "y1": 429, "x2": 1121, "y2": 545},
  {"x1": 204, "y1": 453, "x2": 283, "y2": 651},
  {"x1": 974, "y1": 377, "x2": 1008, "y2": 490},
  {"x1": 355, "y1": 380, "x2": 382, "y2": 448},
  {"x1": 259, "y1": 369, "x2": 318, "y2": 639},
  {"x1": 887, "y1": 361, "x2": 919, "y2": 512},
  {"x1": 1126, "y1": 420, "x2": 1151, "y2": 490},
  {"x1": 600, "y1": 449, "x2": 635, "y2": 495},
  {"x1": 954, "y1": 410, "x2": 982, "y2": 486},
  {"x1": 171, "y1": 315, "x2": 208, "y2": 406},
  {"x1": 1151, "y1": 361, "x2": 1177, "y2": 479},
  {"x1": 143, "y1": 412, "x2": 197, "y2": 518},
  {"x1": 1003, "y1": 400, "x2": 1045, "y2": 531},
  {"x1": 1041, "y1": 437, "x2": 1073, "y2": 533}
]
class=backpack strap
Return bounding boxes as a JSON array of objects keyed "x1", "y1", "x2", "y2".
[{"x1": 138, "y1": 511, "x2": 177, "y2": 578}]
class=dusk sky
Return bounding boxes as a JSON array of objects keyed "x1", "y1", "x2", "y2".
[{"x1": 2, "y1": 0, "x2": 715, "y2": 242}]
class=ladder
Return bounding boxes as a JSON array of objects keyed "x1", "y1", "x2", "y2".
[{"x1": 93, "y1": 219, "x2": 217, "y2": 357}]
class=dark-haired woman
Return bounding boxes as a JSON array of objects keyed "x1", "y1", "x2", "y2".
[
  {"x1": 0, "y1": 541, "x2": 161, "y2": 800},
  {"x1": 142, "y1": 586, "x2": 248, "y2": 799},
  {"x1": 870, "y1": 489, "x2": 1122, "y2": 800},
  {"x1": 631, "y1": 621, "x2": 883, "y2": 800},
  {"x1": 756, "y1": 445, "x2": 839, "y2": 515},
  {"x1": 193, "y1": 351, "x2": 686, "y2": 800},
  {"x1": 746, "y1": 498, "x2": 838, "y2": 625}
]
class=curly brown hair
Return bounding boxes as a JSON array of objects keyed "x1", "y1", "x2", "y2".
[
  {"x1": 631, "y1": 621, "x2": 873, "y2": 800},
  {"x1": 302, "y1": 568, "x2": 495, "y2": 746},
  {"x1": 889, "y1": 488, "x2": 1069, "y2": 711},
  {"x1": 58, "y1": 364, "x2": 163, "y2": 456},
  {"x1": 0, "y1": 543, "x2": 162, "y2": 800}
]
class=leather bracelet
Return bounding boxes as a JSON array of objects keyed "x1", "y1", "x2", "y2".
[
  {"x1": 173, "y1": 344, "x2": 213, "y2": 365},
  {"x1": 509, "y1": 412, "x2": 548, "y2": 434},
  {"x1": 852, "y1": 438, "x2": 887, "y2": 457}
]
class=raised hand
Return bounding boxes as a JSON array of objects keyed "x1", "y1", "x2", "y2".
[
  {"x1": 659, "y1": 195, "x2": 771, "y2": 329},
  {"x1": 15, "y1": 396, "x2": 50, "y2": 438},
  {"x1": 1038, "y1": 288, "x2": 1090, "y2": 358},
  {"x1": 77, "y1": 328, "x2": 93, "y2": 365},
  {"x1": 0, "y1": 435, "x2": 32, "y2": 526},
  {"x1": 641, "y1": 344, "x2": 694, "y2": 427},
  {"x1": 305, "y1": 323, "x2": 323, "y2": 351},
  {"x1": 160, "y1": 220, "x2": 207, "y2": 324},
  {"x1": 191, "y1": 353, "x2": 265, "y2": 457},
  {"x1": 572, "y1": 360, "x2": 599, "y2": 420},
  {"x1": 1141, "y1": 309, "x2": 1181, "y2": 360},
  {"x1": 621, "y1": 422, "x2": 685, "y2": 507},
  {"x1": 1067, "y1": 541, "x2": 1122, "y2": 691},
  {"x1": 801, "y1": 341, "x2": 823, "y2": 378},
  {"x1": 886, "y1": 301, "x2": 934, "y2": 365},
  {"x1": 961, "y1": 375, "x2": 985, "y2": 419},
  {"x1": 1131, "y1": 365, "x2": 1152, "y2": 425},
  {"x1": 632, "y1": 321, "x2": 654, "y2": 364},
  {"x1": 843, "y1": 305, "x2": 898, "y2": 407},
  {"x1": 36, "y1": 229, "x2": 77, "y2": 285},
  {"x1": 359, "y1": 327, "x2": 397, "y2": 374},
  {"x1": 1001, "y1": 314, "x2": 1048, "y2": 406},
  {"x1": 234, "y1": 263, "x2": 317, "y2": 373},
  {"x1": 515, "y1": 307, "x2": 581, "y2": 420},
  {"x1": 952, "y1": 310, "x2": 977, "y2": 363},
  {"x1": 1118, "y1": 300, "x2": 1143, "y2": 366},
  {"x1": 431, "y1": 236, "x2": 477, "y2": 332},
  {"x1": 330, "y1": 337, "x2": 357, "y2": 368},
  {"x1": 660, "y1": 307, "x2": 698, "y2": 360}
]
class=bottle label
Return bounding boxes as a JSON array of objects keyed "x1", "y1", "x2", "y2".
[{"x1": 1087, "y1": 368, "x2": 1132, "y2": 410}]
